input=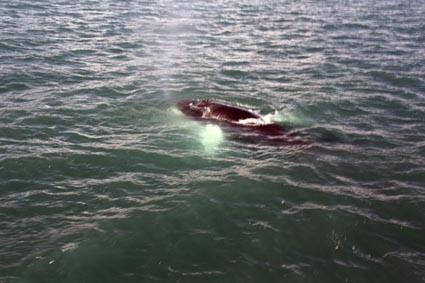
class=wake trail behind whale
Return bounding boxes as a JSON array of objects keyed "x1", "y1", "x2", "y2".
[{"x1": 264, "y1": 110, "x2": 314, "y2": 127}]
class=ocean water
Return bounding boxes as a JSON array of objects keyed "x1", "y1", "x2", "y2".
[{"x1": 1, "y1": 0, "x2": 425, "y2": 282}]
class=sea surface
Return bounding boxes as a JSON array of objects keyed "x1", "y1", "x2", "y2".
[{"x1": 1, "y1": 0, "x2": 424, "y2": 282}]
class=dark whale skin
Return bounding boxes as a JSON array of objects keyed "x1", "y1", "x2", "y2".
[{"x1": 176, "y1": 99, "x2": 309, "y2": 145}]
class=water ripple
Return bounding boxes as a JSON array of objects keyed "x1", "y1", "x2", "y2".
[{"x1": 1, "y1": 0, "x2": 425, "y2": 281}]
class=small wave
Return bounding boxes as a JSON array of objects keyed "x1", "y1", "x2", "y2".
[{"x1": 280, "y1": 262, "x2": 311, "y2": 275}]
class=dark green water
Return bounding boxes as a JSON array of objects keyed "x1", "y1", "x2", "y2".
[{"x1": 1, "y1": 0, "x2": 425, "y2": 282}]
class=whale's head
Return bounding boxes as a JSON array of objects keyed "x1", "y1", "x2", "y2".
[{"x1": 176, "y1": 99, "x2": 211, "y2": 118}]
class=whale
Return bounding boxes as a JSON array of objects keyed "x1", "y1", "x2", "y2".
[{"x1": 176, "y1": 99, "x2": 308, "y2": 145}]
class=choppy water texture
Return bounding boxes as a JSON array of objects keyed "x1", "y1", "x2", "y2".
[{"x1": 1, "y1": 0, "x2": 425, "y2": 282}]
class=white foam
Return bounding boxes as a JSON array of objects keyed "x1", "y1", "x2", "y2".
[
  {"x1": 264, "y1": 110, "x2": 313, "y2": 127},
  {"x1": 237, "y1": 117, "x2": 271, "y2": 126}
]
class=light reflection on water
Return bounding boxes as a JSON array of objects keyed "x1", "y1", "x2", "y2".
[{"x1": 199, "y1": 124, "x2": 224, "y2": 154}]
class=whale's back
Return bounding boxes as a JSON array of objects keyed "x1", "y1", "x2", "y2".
[{"x1": 208, "y1": 103, "x2": 261, "y2": 122}]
